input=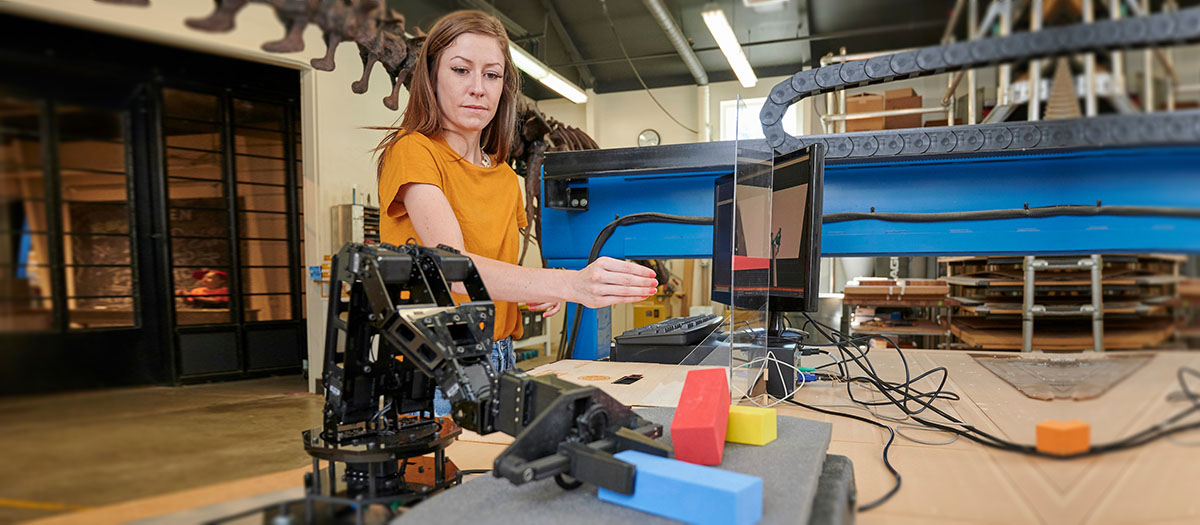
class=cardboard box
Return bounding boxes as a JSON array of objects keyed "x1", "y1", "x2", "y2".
[
  {"x1": 844, "y1": 93, "x2": 884, "y2": 132},
  {"x1": 885, "y1": 87, "x2": 917, "y2": 99},
  {"x1": 515, "y1": 308, "x2": 545, "y2": 340},
  {"x1": 884, "y1": 88, "x2": 923, "y2": 130}
]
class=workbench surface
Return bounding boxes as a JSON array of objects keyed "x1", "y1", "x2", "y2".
[{"x1": 35, "y1": 350, "x2": 1200, "y2": 524}]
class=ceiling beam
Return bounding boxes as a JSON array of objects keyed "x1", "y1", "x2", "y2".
[
  {"x1": 456, "y1": 0, "x2": 529, "y2": 37},
  {"x1": 540, "y1": 0, "x2": 595, "y2": 89},
  {"x1": 642, "y1": 0, "x2": 708, "y2": 86},
  {"x1": 454, "y1": 0, "x2": 591, "y2": 89},
  {"x1": 549, "y1": 18, "x2": 946, "y2": 68}
]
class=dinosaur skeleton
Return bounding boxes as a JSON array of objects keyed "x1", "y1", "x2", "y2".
[
  {"x1": 93, "y1": 0, "x2": 602, "y2": 262},
  {"x1": 97, "y1": 0, "x2": 421, "y2": 110},
  {"x1": 512, "y1": 104, "x2": 599, "y2": 264}
]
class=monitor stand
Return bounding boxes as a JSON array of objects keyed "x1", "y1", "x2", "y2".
[
  {"x1": 765, "y1": 311, "x2": 804, "y2": 399},
  {"x1": 768, "y1": 311, "x2": 788, "y2": 339}
]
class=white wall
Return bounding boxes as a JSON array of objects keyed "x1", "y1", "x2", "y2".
[
  {"x1": 535, "y1": 75, "x2": 810, "y2": 150},
  {"x1": 590, "y1": 85, "x2": 699, "y2": 148},
  {"x1": 2, "y1": 0, "x2": 403, "y2": 391},
  {"x1": 531, "y1": 97, "x2": 587, "y2": 132}
]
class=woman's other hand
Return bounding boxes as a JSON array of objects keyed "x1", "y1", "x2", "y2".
[
  {"x1": 528, "y1": 302, "x2": 561, "y2": 318},
  {"x1": 570, "y1": 257, "x2": 659, "y2": 309}
]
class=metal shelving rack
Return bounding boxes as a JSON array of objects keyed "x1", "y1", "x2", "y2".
[{"x1": 1022, "y1": 254, "x2": 1105, "y2": 352}]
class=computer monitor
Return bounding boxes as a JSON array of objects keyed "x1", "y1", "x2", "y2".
[{"x1": 711, "y1": 143, "x2": 824, "y2": 316}]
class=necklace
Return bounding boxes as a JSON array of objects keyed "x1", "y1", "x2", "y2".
[{"x1": 480, "y1": 147, "x2": 492, "y2": 168}]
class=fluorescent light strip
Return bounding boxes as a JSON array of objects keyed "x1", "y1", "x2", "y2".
[
  {"x1": 508, "y1": 43, "x2": 587, "y2": 104},
  {"x1": 507, "y1": 43, "x2": 548, "y2": 80},
  {"x1": 701, "y1": 6, "x2": 758, "y2": 88},
  {"x1": 540, "y1": 74, "x2": 588, "y2": 104}
]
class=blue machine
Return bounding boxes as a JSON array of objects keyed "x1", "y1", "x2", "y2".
[{"x1": 540, "y1": 141, "x2": 1200, "y2": 360}]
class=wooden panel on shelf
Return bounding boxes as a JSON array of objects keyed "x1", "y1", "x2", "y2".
[
  {"x1": 949, "y1": 317, "x2": 1175, "y2": 351},
  {"x1": 842, "y1": 296, "x2": 959, "y2": 307},
  {"x1": 945, "y1": 273, "x2": 1181, "y2": 288},
  {"x1": 1180, "y1": 278, "x2": 1200, "y2": 300},
  {"x1": 843, "y1": 277, "x2": 949, "y2": 300},
  {"x1": 851, "y1": 318, "x2": 946, "y2": 336},
  {"x1": 939, "y1": 254, "x2": 1186, "y2": 265},
  {"x1": 956, "y1": 301, "x2": 1173, "y2": 316},
  {"x1": 941, "y1": 255, "x2": 1183, "y2": 289},
  {"x1": 1179, "y1": 324, "x2": 1200, "y2": 338}
]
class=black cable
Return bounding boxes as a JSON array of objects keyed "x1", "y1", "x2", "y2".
[
  {"x1": 823, "y1": 204, "x2": 1200, "y2": 224},
  {"x1": 559, "y1": 213, "x2": 713, "y2": 360},
  {"x1": 598, "y1": 0, "x2": 698, "y2": 134},
  {"x1": 458, "y1": 468, "x2": 492, "y2": 476},
  {"x1": 804, "y1": 316, "x2": 1018, "y2": 439},
  {"x1": 806, "y1": 315, "x2": 1036, "y2": 450},
  {"x1": 556, "y1": 312, "x2": 571, "y2": 359},
  {"x1": 797, "y1": 311, "x2": 1200, "y2": 459},
  {"x1": 801, "y1": 313, "x2": 952, "y2": 416},
  {"x1": 783, "y1": 398, "x2": 900, "y2": 512}
]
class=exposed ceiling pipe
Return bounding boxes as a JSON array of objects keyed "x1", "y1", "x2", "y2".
[
  {"x1": 457, "y1": 0, "x2": 529, "y2": 38},
  {"x1": 642, "y1": 0, "x2": 709, "y2": 85}
]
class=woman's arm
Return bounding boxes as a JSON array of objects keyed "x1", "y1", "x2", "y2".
[{"x1": 399, "y1": 183, "x2": 659, "y2": 308}]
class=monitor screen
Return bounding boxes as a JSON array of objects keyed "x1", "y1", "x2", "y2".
[{"x1": 711, "y1": 143, "x2": 824, "y2": 312}]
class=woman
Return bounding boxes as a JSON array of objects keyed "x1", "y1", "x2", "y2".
[{"x1": 376, "y1": 10, "x2": 658, "y2": 412}]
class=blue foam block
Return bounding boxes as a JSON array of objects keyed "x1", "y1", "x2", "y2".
[{"x1": 597, "y1": 450, "x2": 763, "y2": 525}]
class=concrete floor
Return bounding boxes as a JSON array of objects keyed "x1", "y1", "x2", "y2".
[{"x1": 0, "y1": 375, "x2": 322, "y2": 523}]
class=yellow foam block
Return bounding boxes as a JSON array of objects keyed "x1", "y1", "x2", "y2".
[{"x1": 726, "y1": 405, "x2": 777, "y2": 446}]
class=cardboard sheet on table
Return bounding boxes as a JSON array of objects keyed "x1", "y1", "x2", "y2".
[
  {"x1": 457, "y1": 361, "x2": 721, "y2": 444},
  {"x1": 523, "y1": 360, "x2": 722, "y2": 407}
]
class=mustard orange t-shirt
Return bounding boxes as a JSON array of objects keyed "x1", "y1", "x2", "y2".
[{"x1": 378, "y1": 131, "x2": 528, "y2": 341}]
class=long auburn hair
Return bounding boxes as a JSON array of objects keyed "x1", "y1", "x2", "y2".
[{"x1": 373, "y1": 10, "x2": 520, "y2": 176}]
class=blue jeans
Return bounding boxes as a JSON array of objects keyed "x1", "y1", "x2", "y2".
[{"x1": 432, "y1": 337, "x2": 515, "y2": 416}]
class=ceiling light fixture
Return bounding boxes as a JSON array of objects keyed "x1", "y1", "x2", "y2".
[
  {"x1": 508, "y1": 43, "x2": 587, "y2": 104},
  {"x1": 701, "y1": 4, "x2": 758, "y2": 88}
]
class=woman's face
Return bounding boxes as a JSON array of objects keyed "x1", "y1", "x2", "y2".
[{"x1": 435, "y1": 32, "x2": 506, "y2": 137}]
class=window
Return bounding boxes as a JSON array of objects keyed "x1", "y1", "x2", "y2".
[
  {"x1": 1, "y1": 92, "x2": 138, "y2": 332},
  {"x1": 1, "y1": 14, "x2": 306, "y2": 391},
  {"x1": 719, "y1": 97, "x2": 800, "y2": 141},
  {"x1": 59, "y1": 105, "x2": 137, "y2": 329},
  {"x1": 163, "y1": 89, "x2": 303, "y2": 326},
  {"x1": 1, "y1": 94, "x2": 52, "y2": 332}
]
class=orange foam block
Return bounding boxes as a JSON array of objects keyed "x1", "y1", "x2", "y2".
[
  {"x1": 671, "y1": 368, "x2": 730, "y2": 465},
  {"x1": 1036, "y1": 420, "x2": 1090, "y2": 456}
]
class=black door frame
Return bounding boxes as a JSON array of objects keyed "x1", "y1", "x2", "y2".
[
  {"x1": 156, "y1": 81, "x2": 306, "y2": 383},
  {"x1": 0, "y1": 39, "x2": 169, "y2": 394},
  {"x1": 1, "y1": 15, "x2": 305, "y2": 394}
]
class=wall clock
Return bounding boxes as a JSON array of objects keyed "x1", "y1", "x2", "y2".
[{"x1": 637, "y1": 128, "x2": 660, "y2": 147}]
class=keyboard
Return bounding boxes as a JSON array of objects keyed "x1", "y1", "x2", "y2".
[{"x1": 614, "y1": 314, "x2": 724, "y2": 347}]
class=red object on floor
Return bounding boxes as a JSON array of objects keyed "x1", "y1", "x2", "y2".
[{"x1": 671, "y1": 368, "x2": 731, "y2": 465}]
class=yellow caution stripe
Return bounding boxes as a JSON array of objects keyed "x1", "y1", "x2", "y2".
[{"x1": 0, "y1": 497, "x2": 91, "y2": 511}]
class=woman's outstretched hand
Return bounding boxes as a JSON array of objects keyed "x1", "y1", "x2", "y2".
[
  {"x1": 528, "y1": 301, "x2": 561, "y2": 318},
  {"x1": 569, "y1": 257, "x2": 659, "y2": 309}
]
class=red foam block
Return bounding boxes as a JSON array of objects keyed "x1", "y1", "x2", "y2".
[{"x1": 671, "y1": 368, "x2": 731, "y2": 465}]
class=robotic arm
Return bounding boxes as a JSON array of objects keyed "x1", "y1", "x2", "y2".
[{"x1": 319, "y1": 242, "x2": 669, "y2": 496}]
